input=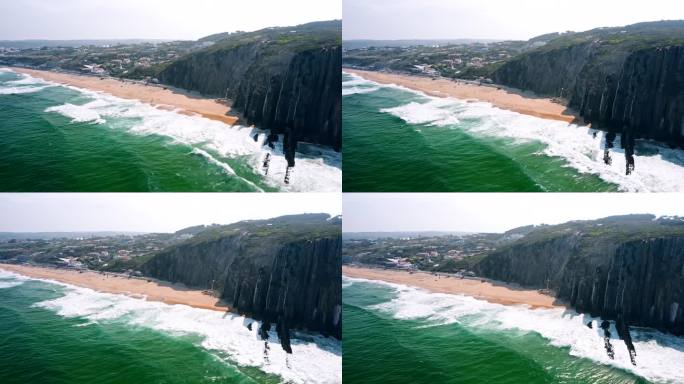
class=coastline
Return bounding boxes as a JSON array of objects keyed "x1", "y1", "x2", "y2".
[
  {"x1": 0, "y1": 263, "x2": 229, "y2": 312},
  {"x1": 344, "y1": 68, "x2": 578, "y2": 124},
  {"x1": 343, "y1": 265, "x2": 563, "y2": 309},
  {"x1": 9, "y1": 67, "x2": 239, "y2": 126}
]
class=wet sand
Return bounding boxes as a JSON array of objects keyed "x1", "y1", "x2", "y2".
[
  {"x1": 11, "y1": 67, "x2": 239, "y2": 125},
  {"x1": 1, "y1": 264, "x2": 229, "y2": 312},
  {"x1": 343, "y1": 265, "x2": 563, "y2": 309},
  {"x1": 344, "y1": 68, "x2": 578, "y2": 124}
]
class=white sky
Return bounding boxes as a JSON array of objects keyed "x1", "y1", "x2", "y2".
[
  {"x1": 344, "y1": 193, "x2": 684, "y2": 233},
  {"x1": 344, "y1": 0, "x2": 684, "y2": 40},
  {"x1": 0, "y1": 0, "x2": 341, "y2": 40},
  {"x1": 0, "y1": 193, "x2": 341, "y2": 233}
]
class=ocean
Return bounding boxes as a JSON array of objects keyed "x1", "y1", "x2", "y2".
[
  {"x1": 343, "y1": 277, "x2": 684, "y2": 384},
  {"x1": 342, "y1": 72, "x2": 684, "y2": 192},
  {"x1": 0, "y1": 68, "x2": 341, "y2": 192},
  {"x1": 0, "y1": 269, "x2": 342, "y2": 384}
]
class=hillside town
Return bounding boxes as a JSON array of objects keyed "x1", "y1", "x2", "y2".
[
  {"x1": 342, "y1": 233, "x2": 505, "y2": 275},
  {"x1": 0, "y1": 39, "x2": 213, "y2": 80},
  {"x1": 342, "y1": 40, "x2": 528, "y2": 81},
  {"x1": 0, "y1": 231, "x2": 193, "y2": 273}
]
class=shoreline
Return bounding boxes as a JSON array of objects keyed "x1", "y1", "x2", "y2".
[
  {"x1": 343, "y1": 265, "x2": 563, "y2": 309},
  {"x1": 344, "y1": 68, "x2": 579, "y2": 124},
  {"x1": 0, "y1": 263, "x2": 230, "y2": 312},
  {"x1": 8, "y1": 67, "x2": 239, "y2": 126}
]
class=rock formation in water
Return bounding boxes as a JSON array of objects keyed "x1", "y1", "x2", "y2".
[
  {"x1": 141, "y1": 213, "x2": 342, "y2": 352},
  {"x1": 476, "y1": 214, "x2": 684, "y2": 337},
  {"x1": 158, "y1": 20, "x2": 342, "y2": 167},
  {"x1": 492, "y1": 21, "x2": 684, "y2": 172}
]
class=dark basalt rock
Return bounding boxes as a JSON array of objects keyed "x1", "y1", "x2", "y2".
[
  {"x1": 476, "y1": 215, "x2": 684, "y2": 336},
  {"x1": 157, "y1": 20, "x2": 341, "y2": 167},
  {"x1": 600, "y1": 320, "x2": 615, "y2": 360},
  {"x1": 140, "y1": 214, "x2": 342, "y2": 352},
  {"x1": 492, "y1": 21, "x2": 684, "y2": 166}
]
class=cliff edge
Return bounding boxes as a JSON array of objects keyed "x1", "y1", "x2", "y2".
[{"x1": 141, "y1": 213, "x2": 342, "y2": 352}]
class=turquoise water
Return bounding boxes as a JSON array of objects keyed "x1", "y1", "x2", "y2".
[
  {"x1": 343, "y1": 277, "x2": 684, "y2": 384},
  {"x1": 0, "y1": 269, "x2": 341, "y2": 384},
  {"x1": 0, "y1": 68, "x2": 340, "y2": 192},
  {"x1": 342, "y1": 72, "x2": 684, "y2": 192}
]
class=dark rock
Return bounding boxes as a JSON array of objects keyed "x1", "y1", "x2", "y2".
[
  {"x1": 141, "y1": 213, "x2": 342, "y2": 352},
  {"x1": 616, "y1": 316, "x2": 637, "y2": 366},
  {"x1": 476, "y1": 214, "x2": 684, "y2": 336},
  {"x1": 276, "y1": 316, "x2": 293, "y2": 354},
  {"x1": 259, "y1": 320, "x2": 271, "y2": 340},
  {"x1": 600, "y1": 320, "x2": 615, "y2": 359},
  {"x1": 493, "y1": 22, "x2": 684, "y2": 153},
  {"x1": 158, "y1": 20, "x2": 342, "y2": 166}
]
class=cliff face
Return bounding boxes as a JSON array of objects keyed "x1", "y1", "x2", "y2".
[
  {"x1": 492, "y1": 21, "x2": 684, "y2": 155},
  {"x1": 476, "y1": 215, "x2": 684, "y2": 335},
  {"x1": 158, "y1": 21, "x2": 342, "y2": 166},
  {"x1": 141, "y1": 214, "x2": 342, "y2": 350}
]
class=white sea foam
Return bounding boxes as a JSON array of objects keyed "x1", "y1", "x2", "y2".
[
  {"x1": 342, "y1": 86, "x2": 381, "y2": 96},
  {"x1": 342, "y1": 72, "x2": 383, "y2": 96},
  {"x1": 373, "y1": 85, "x2": 684, "y2": 192},
  {"x1": 45, "y1": 103, "x2": 106, "y2": 124},
  {"x1": 191, "y1": 148, "x2": 265, "y2": 192},
  {"x1": 6, "y1": 74, "x2": 51, "y2": 86},
  {"x1": 22, "y1": 277, "x2": 341, "y2": 384},
  {"x1": 0, "y1": 280, "x2": 24, "y2": 289},
  {"x1": 0, "y1": 85, "x2": 51, "y2": 95},
  {"x1": 0, "y1": 71, "x2": 55, "y2": 94},
  {"x1": 0, "y1": 269, "x2": 28, "y2": 288},
  {"x1": 0, "y1": 269, "x2": 29, "y2": 281},
  {"x1": 30, "y1": 73, "x2": 340, "y2": 192},
  {"x1": 345, "y1": 277, "x2": 684, "y2": 384}
]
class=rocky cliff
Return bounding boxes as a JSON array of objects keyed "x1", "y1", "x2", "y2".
[
  {"x1": 476, "y1": 215, "x2": 684, "y2": 336},
  {"x1": 492, "y1": 21, "x2": 684, "y2": 171},
  {"x1": 141, "y1": 214, "x2": 342, "y2": 352},
  {"x1": 158, "y1": 20, "x2": 342, "y2": 167}
]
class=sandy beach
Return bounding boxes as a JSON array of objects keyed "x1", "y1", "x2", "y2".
[
  {"x1": 343, "y1": 265, "x2": 563, "y2": 309},
  {"x1": 344, "y1": 68, "x2": 579, "y2": 124},
  {"x1": 11, "y1": 68, "x2": 239, "y2": 125},
  {"x1": 0, "y1": 264, "x2": 229, "y2": 312}
]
